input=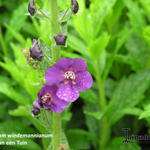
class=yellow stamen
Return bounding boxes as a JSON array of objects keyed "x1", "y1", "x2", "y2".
[{"x1": 64, "y1": 81, "x2": 69, "y2": 84}]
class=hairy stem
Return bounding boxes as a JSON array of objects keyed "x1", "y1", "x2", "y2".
[
  {"x1": 52, "y1": 113, "x2": 61, "y2": 150},
  {"x1": 50, "y1": 0, "x2": 61, "y2": 150}
]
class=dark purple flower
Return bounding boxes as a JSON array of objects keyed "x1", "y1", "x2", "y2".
[
  {"x1": 30, "y1": 39, "x2": 43, "y2": 61},
  {"x1": 54, "y1": 33, "x2": 67, "y2": 46},
  {"x1": 28, "y1": 0, "x2": 35, "y2": 16},
  {"x1": 45, "y1": 58, "x2": 93, "y2": 102},
  {"x1": 71, "y1": 0, "x2": 79, "y2": 14},
  {"x1": 37, "y1": 84, "x2": 67, "y2": 113}
]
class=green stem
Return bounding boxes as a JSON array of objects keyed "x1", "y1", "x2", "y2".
[
  {"x1": 50, "y1": 0, "x2": 61, "y2": 150},
  {"x1": 52, "y1": 113, "x2": 61, "y2": 150},
  {"x1": 95, "y1": 62, "x2": 109, "y2": 150},
  {"x1": 50, "y1": 0, "x2": 60, "y2": 63}
]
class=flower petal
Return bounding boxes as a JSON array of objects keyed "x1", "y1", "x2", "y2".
[
  {"x1": 71, "y1": 58, "x2": 87, "y2": 72},
  {"x1": 53, "y1": 97, "x2": 68, "y2": 109},
  {"x1": 45, "y1": 65, "x2": 64, "y2": 85},
  {"x1": 55, "y1": 58, "x2": 74, "y2": 71},
  {"x1": 56, "y1": 84, "x2": 79, "y2": 102},
  {"x1": 50, "y1": 104, "x2": 62, "y2": 113},
  {"x1": 75, "y1": 71, "x2": 93, "y2": 91}
]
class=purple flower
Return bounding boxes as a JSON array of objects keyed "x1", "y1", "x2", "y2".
[
  {"x1": 45, "y1": 58, "x2": 93, "y2": 102},
  {"x1": 37, "y1": 84, "x2": 67, "y2": 113},
  {"x1": 54, "y1": 33, "x2": 67, "y2": 46},
  {"x1": 28, "y1": 0, "x2": 35, "y2": 16},
  {"x1": 30, "y1": 39, "x2": 43, "y2": 61}
]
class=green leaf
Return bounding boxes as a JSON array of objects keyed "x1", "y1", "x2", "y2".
[
  {"x1": 123, "y1": 108, "x2": 142, "y2": 116},
  {"x1": 4, "y1": 3, "x2": 27, "y2": 43},
  {"x1": 124, "y1": 0, "x2": 146, "y2": 35},
  {"x1": 74, "y1": 10, "x2": 94, "y2": 44},
  {"x1": 125, "y1": 34, "x2": 149, "y2": 71},
  {"x1": 67, "y1": 129, "x2": 96, "y2": 150},
  {"x1": 0, "y1": 43, "x2": 41, "y2": 101},
  {"x1": 59, "y1": 8, "x2": 73, "y2": 23},
  {"x1": 80, "y1": 88, "x2": 99, "y2": 104},
  {"x1": 91, "y1": 0, "x2": 117, "y2": 37},
  {"x1": 105, "y1": 0, "x2": 125, "y2": 30},
  {"x1": 67, "y1": 34, "x2": 88, "y2": 56},
  {"x1": 84, "y1": 111, "x2": 103, "y2": 120},
  {"x1": 39, "y1": 40, "x2": 53, "y2": 71},
  {"x1": 139, "y1": 104, "x2": 150, "y2": 119},
  {"x1": 40, "y1": 40, "x2": 52, "y2": 60},
  {"x1": 34, "y1": 109, "x2": 52, "y2": 132},
  {"x1": 140, "y1": 0, "x2": 150, "y2": 21},
  {"x1": 83, "y1": 102, "x2": 101, "y2": 148},
  {"x1": 105, "y1": 70, "x2": 150, "y2": 126},
  {"x1": 4, "y1": 24, "x2": 26, "y2": 45},
  {"x1": 0, "y1": 76, "x2": 28, "y2": 105},
  {"x1": 0, "y1": 102, "x2": 8, "y2": 119},
  {"x1": 88, "y1": 32, "x2": 110, "y2": 60},
  {"x1": 143, "y1": 26, "x2": 150, "y2": 48},
  {"x1": 9, "y1": 106, "x2": 31, "y2": 117}
]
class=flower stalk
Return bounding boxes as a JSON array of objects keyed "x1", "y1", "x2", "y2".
[{"x1": 49, "y1": 0, "x2": 61, "y2": 149}]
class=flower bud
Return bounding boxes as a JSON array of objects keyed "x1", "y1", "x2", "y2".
[
  {"x1": 54, "y1": 33, "x2": 67, "y2": 46},
  {"x1": 32, "y1": 100, "x2": 41, "y2": 116},
  {"x1": 28, "y1": 0, "x2": 35, "y2": 16},
  {"x1": 30, "y1": 39, "x2": 43, "y2": 61},
  {"x1": 32, "y1": 107, "x2": 40, "y2": 116},
  {"x1": 71, "y1": 0, "x2": 79, "y2": 14}
]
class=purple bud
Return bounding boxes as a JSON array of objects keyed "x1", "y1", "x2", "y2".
[
  {"x1": 71, "y1": 0, "x2": 79, "y2": 14},
  {"x1": 32, "y1": 107, "x2": 40, "y2": 116},
  {"x1": 32, "y1": 100, "x2": 41, "y2": 116},
  {"x1": 54, "y1": 33, "x2": 67, "y2": 46},
  {"x1": 28, "y1": 0, "x2": 35, "y2": 16},
  {"x1": 30, "y1": 39, "x2": 43, "y2": 61}
]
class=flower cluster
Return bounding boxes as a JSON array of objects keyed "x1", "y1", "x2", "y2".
[{"x1": 32, "y1": 58, "x2": 93, "y2": 114}]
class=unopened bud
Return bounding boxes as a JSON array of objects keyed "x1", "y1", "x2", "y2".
[
  {"x1": 32, "y1": 100, "x2": 41, "y2": 116},
  {"x1": 30, "y1": 39, "x2": 43, "y2": 61},
  {"x1": 32, "y1": 107, "x2": 40, "y2": 115},
  {"x1": 54, "y1": 33, "x2": 67, "y2": 46},
  {"x1": 28, "y1": 0, "x2": 35, "y2": 16},
  {"x1": 71, "y1": 0, "x2": 79, "y2": 14}
]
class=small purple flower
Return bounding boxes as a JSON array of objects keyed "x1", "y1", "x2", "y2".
[
  {"x1": 54, "y1": 33, "x2": 67, "y2": 46},
  {"x1": 45, "y1": 58, "x2": 93, "y2": 102},
  {"x1": 30, "y1": 39, "x2": 43, "y2": 61},
  {"x1": 71, "y1": 0, "x2": 79, "y2": 14},
  {"x1": 37, "y1": 84, "x2": 67, "y2": 113},
  {"x1": 28, "y1": 0, "x2": 35, "y2": 16}
]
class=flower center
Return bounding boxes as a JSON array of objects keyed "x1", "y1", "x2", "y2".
[
  {"x1": 41, "y1": 93, "x2": 52, "y2": 105},
  {"x1": 64, "y1": 71, "x2": 75, "y2": 80}
]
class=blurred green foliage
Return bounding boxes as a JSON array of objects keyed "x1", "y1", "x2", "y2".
[{"x1": 1, "y1": 0, "x2": 150, "y2": 150}]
